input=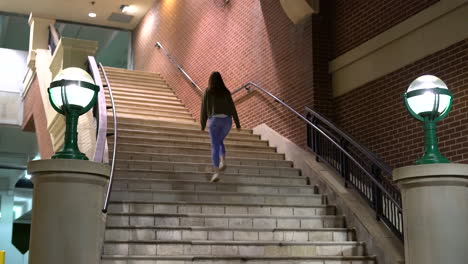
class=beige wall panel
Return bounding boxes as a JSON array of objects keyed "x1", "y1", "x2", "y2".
[{"x1": 331, "y1": 0, "x2": 468, "y2": 97}]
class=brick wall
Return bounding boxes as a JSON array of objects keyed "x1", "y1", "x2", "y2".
[
  {"x1": 311, "y1": 0, "x2": 333, "y2": 118},
  {"x1": 332, "y1": 0, "x2": 439, "y2": 57},
  {"x1": 133, "y1": 0, "x2": 315, "y2": 147},
  {"x1": 22, "y1": 76, "x2": 54, "y2": 159},
  {"x1": 334, "y1": 39, "x2": 468, "y2": 168}
]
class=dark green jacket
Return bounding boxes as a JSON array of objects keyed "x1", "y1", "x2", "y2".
[{"x1": 200, "y1": 91, "x2": 241, "y2": 130}]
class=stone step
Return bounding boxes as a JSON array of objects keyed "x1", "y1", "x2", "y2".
[
  {"x1": 114, "y1": 143, "x2": 283, "y2": 161},
  {"x1": 110, "y1": 117, "x2": 254, "y2": 134},
  {"x1": 102, "y1": 240, "x2": 364, "y2": 257},
  {"x1": 116, "y1": 151, "x2": 292, "y2": 168},
  {"x1": 101, "y1": 255, "x2": 376, "y2": 264},
  {"x1": 110, "y1": 112, "x2": 196, "y2": 124},
  {"x1": 106, "y1": 90, "x2": 181, "y2": 102},
  {"x1": 102, "y1": 69, "x2": 162, "y2": 79},
  {"x1": 114, "y1": 159, "x2": 300, "y2": 176},
  {"x1": 110, "y1": 122, "x2": 260, "y2": 140},
  {"x1": 109, "y1": 109, "x2": 195, "y2": 122},
  {"x1": 106, "y1": 212, "x2": 343, "y2": 229},
  {"x1": 106, "y1": 86, "x2": 175, "y2": 97},
  {"x1": 107, "y1": 82, "x2": 172, "y2": 93},
  {"x1": 114, "y1": 169, "x2": 307, "y2": 186},
  {"x1": 103, "y1": 72, "x2": 164, "y2": 83},
  {"x1": 105, "y1": 78, "x2": 167, "y2": 88},
  {"x1": 107, "y1": 202, "x2": 334, "y2": 217},
  {"x1": 116, "y1": 129, "x2": 268, "y2": 147},
  {"x1": 108, "y1": 106, "x2": 192, "y2": 118},
  {"x1": 113, "y1": 178, "x2": 314, "y2": 195},
  {"x1": 108, "y1": 99, "x2": 187, "y2": 111},
  {"x1": 110, "y1": 189, "x2": 322, "y2": 206},
  {"x1": 104, "y1": 226, "x2": 353, "y2": 242},
  {"x1": 107, "y1": 94, "x2": 185, "y2": 107},
  {"x1": 103, "y1": 67, "x2": 160, "y2": 77},
  {"x1": 113, "y1": 137, "x2": 277, "y2": 153}
]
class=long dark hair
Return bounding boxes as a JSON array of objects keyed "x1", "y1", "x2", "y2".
[{"x1": 206, "y1": 71, "x2": 230, "y2": 95}]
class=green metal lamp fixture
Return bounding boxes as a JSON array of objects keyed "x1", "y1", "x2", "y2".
[
  {"x1": 403, "y1": 75, "x2": 453, "y2": 164},
  {"x1": 48, "y1": 67, "x2": 99, "y2": 160}
]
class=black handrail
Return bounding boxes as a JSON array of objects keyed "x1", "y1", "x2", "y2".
[
  {"x1": 305, "y1": 107, "x2": 393, "y2": 176},
  {"x1": 304, "y1": 107, "x2": 403, "y2": 241},
  {"x1": 234, "y1": 82, "x2": 404, "y2": 241}
]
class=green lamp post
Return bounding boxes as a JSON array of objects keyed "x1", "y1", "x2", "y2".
[
  {"x1": 403, "y1": 75, "x2": 453, "y2": 164},
  {"x1": 48, "y1": 67, "x2": 99, "y2": 160}
]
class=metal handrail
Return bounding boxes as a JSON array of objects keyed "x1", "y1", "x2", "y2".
[
  {"x1": 232, "y1": 82, "x2": 402, "y2": 209},
  {"x1": 88, "y1": 56, "x2": 107, "y2": 163},
  {"x1": 99, "y1": 63, "x2": 118, "y2": 213},
  {"x1": 155, "y1": 42, "x2": 203, "y2": 92},
  {"x1": 305, "y1": 107, "x2": 393, "y2": 176}
]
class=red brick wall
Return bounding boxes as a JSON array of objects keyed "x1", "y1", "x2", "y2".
[
  {"x1": 133, "y1": 0, "x2": 315, "y2": 146},
  {"x1": 334, "y1": 39, "x2": 468, "y2": 168},
  {"x1": 311, "y1": 0, "x2": 333, "y2": 118},
  {"x1": 22, "y1": 77, "x2": 54, "y2": 159},
  {"x1": 332, "y1": 0, "x2": 439, "y2": 57}
]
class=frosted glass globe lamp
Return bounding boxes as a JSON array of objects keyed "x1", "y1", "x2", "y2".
[
  {"x1": 403, "y1": 75, "x2": 453, "y2": 164},
  {"x1": 47, "y1": 67, "x2": 99, "y2": 160}
]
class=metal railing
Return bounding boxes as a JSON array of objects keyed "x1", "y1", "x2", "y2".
[
  {"x1": 87, "y1": 56, "x2": 118, "y2": 213},
  {"x1": 232, "y1": 83, "x2": 404, "y2": 241},
  {"x1": 154, "y1": 41, "x2": 403, "y2": 240},
  {"x1": 155, "y1": 42, "x2": 203, "y2": 92},
  {"x1": 305, "y1": 107, "x2": 403, "y2": 240}
]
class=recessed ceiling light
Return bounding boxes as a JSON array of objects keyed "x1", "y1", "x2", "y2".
[
  {"x1": 120, "y1": 5, "x2": 136, "y2": 13},
  {"x1": 88, "y1": 12, "x2": 97, "y2": 18}
]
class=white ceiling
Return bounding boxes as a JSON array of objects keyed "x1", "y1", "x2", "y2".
[{"x1": 0, "y1": 0, "x2": 155, "y2": 29}]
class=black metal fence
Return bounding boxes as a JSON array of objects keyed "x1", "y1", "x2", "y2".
[{"x1": 306, "y1": 107, "x2": 404, "y2": 241}]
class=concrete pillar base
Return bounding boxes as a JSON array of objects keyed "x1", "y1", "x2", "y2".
[
  {"x1": 393, "y1": 163, "x2": 468, "y2": 264},
  {"x1": 27, "y1": 159, "x2": 110, "y2": 264}
]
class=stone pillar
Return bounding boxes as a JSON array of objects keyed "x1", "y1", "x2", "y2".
[
  {"x1": 27, "y1": 15, "x2": 55, "y2": 70},
  {"x1": 393, "y1": 163, "x2": 468, "y2": 264},
  {"x1": 0, "y1": 193, "x2": 14, "y2": 264},
  {"x1": 27, "y1": 159, "x2": 110, "y2": 264}
]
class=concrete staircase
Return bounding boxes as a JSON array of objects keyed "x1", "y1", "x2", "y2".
[{"x1": 100, "y1": 67, "x2": 376, "y2": 264}]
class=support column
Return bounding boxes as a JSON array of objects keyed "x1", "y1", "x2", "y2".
[
  {"x1": 27, "y1": 159, "x2": 110, "y2": 264},
  {"x1": 27, "y1": 15, "x2": 55, "y2": 70},
  {"x1": 0, "y1": 193, "x2": 14, "y2": 264},
  {"x1": 393, "y1": 163, "x2": 468, "y2": 264}
]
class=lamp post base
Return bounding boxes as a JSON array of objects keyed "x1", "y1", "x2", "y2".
[
  {"x1": 52, "y1": 150, "x2": 89, "y2": 160},
  {"x1": 415, "y1": 152, "x2": 450, "y2": 164}
]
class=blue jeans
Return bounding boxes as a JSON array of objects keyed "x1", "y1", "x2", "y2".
[{"x1": 208, "y1": 116, "x2": 232, "y2": 167}]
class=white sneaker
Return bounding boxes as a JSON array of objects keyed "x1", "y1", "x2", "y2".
[
  {"x1": 210, "y1": 173, "x2": 220, "y2": 182},
  {"x1": 219, "y1": 161, "x2": 227, "y2": 172}
]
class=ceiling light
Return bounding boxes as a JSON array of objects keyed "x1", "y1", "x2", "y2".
[
  {"x1": 89, "y1": 1, "x2": 97, "y2": 18},
  {"x1": 120, "y1": 5, "x2": 136, "y2": 13}
]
